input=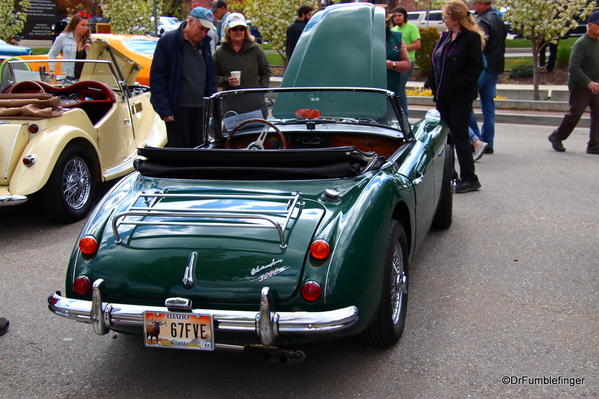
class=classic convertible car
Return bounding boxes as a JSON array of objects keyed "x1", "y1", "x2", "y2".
[
  {"x1": 0, "y1": 40, "x2": 166, "y2": 222},
  {"x1": 48, "y1": 3, "x2": 453, "y2": 359}
]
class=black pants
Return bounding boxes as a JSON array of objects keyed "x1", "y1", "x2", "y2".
[
  {"x1": 165, "y1": 106, "x2": 204, "y2": 148},
  {"x1": 436, "y1": 98, "x2": 478, "y2": 183},
  {"x1": 539, "y1": 40, "x2": 558, "y2": 72}
]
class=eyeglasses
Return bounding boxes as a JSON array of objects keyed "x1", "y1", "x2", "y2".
[{"x1": 230, "y1": 26, "x2": 246, "y2": 32}]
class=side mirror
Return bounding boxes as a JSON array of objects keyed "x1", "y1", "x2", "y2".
[{"x1": 424, "y1": 109, "x2": 441, "y2": 126}]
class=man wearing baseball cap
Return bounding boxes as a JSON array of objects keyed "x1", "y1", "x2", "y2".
[
  {"x1": 549, "y1": 10, "x2": 599, "y2": 154},
  {"x1": 210, "y1": 0, "x2": 231, "y2": 41},
  {"x1": 150, "y1": 7, "x2": 217, "y2": 147}
]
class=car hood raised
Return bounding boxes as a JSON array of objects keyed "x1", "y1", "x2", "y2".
[{"x1": 88, "y1": 38, "x2": 142, "y2": 86}]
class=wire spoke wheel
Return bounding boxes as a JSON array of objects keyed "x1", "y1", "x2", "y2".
[
  {"x1": 359, "y1": 219, "x2": 409, "y2": 346},
  {"x1": 62, "y1": 157, "x2": 91, "y2": 210}
]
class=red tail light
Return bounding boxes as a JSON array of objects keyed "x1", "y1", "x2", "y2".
[
  {"x1": 301, "y1": 281, "x2": 322, "y2": 302},
  {"x1": 73, "y1": 276, "x2": 91, "y2": 295},
  {"x1": 310, "y1": 239, "x2": 330, "y2": 260},
  {"x1": 79, "y1": 236, "x2": 98, "y2": 255},
  {"x1": 22, "y1": 155, "x2": 36, "y2": 166}
]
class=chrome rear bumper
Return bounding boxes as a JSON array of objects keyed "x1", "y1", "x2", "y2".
[
  {"x1": 0, "y1": 195, "x2": 27, "y2": 206},
  {"x1": 48, "y1": 279, "x2": 358, "y2": 346}
]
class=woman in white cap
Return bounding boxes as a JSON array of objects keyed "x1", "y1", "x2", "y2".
[
  {"x1": 213, "y1": 12, "x2": 270, "y2": 90},
  {"x1": 213, "y1": 12, "x2": 271, "y2": 117}
]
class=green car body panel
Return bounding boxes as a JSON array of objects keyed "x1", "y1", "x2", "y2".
[{"x1": 49, "y1": 2, "x2": 452, "y2": 349}]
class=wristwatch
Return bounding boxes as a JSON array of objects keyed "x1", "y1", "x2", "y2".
[{"x1": 392, "y1": 62, "x2": 396, "y2": 70}]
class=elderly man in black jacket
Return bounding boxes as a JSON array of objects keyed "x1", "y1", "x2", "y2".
[
  {"x1": 150, "y1": 7, "x2": 217, "y2": 148},
  {"x1": 286, "y1": 4, "x2": 314, "y2": 61},
  {"x1": 468, "y1": 0, "x2": 507, "y2": 154}
]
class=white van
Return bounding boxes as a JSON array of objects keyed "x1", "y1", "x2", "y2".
[{"x1": 407, "y1": 10, "x2": 446, "y2": 32}]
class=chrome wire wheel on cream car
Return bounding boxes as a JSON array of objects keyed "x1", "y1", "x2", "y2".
[
  {"x1": 43, "y1": 145, "x2": 96, "y2": 223},
  {"x1": 359, "y1": 219, "x2": 409, "y2": 346}
]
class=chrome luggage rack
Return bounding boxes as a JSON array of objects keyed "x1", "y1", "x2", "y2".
[{"x1": 111, "y1": 192, "x2": 303, "y2": 249}]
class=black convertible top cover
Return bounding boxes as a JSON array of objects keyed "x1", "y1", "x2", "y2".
[{"x1": 135, "y1": 146, "x2": 381, "y2": 180}]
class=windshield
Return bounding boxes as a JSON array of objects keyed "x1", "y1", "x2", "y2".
[
  {"x1": 4, "y1": 59, "x2": 120, "y2": 90},
  {"x1": 204, "y1": 88, "x2": 409, "y2": 154},
  {"x1": 121, "y1": 39, "x2": 158, "y2": 56},
  {"x1": 211, "y1": 88, "x2": 405, "y2": 137}
]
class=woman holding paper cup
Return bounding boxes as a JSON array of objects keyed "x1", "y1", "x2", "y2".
[{"x1": 213, "y1": 13, "x2": 270, "y2": 117}]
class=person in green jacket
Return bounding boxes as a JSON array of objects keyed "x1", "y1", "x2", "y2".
[
  {"x1": 549, "y1": 10, "x2": 599, "y2": 154},
  {"x1": 213, "y1": 12, "x2": 271, "y2": 118}
]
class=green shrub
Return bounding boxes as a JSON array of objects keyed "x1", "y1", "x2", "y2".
[
  {"x1": 508, "y1": 64, "x2": 533, "y2": 79},
  {"x1": 415, "y1": 28, "x2": 440, "y2": 77},
  {"x1": 556, "y1": 41, "x2": 570, "y2": 67}
]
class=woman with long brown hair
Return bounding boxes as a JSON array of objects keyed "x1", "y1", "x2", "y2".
[
  {"x1": 427, "y1": 0, "x2": 486, "y2": 193},
  {"x1": 48, "y1": 11, "x2": 92, "y2": 80}
]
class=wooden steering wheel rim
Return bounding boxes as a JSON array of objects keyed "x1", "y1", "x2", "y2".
[{"x1": 225, "y1": 118, "x2": 287, "y2": 149}]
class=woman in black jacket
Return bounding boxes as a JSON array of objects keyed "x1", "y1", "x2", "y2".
[{"x1": 428, "y1": 0, "x2": 485, "y2": 193}]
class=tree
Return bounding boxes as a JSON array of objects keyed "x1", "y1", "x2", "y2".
[
  {"x1": 103, "y1": 0, "x2": 162, "y2": 35},
  {"x1": 498, "y1": 0, "x2": 597, "y2": 100},
  {"x1": 0, "y1": 0, "x2": 30, "y2": 41},
  {"x1": 57, "y1": 0, "x2": 101, "y2": 16},
  {"x1": 244, "y1": 0, "x2": 318, "y2": 64}
]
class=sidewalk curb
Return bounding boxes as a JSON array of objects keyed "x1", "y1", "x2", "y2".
[{"x1": 270, "y1": 77, "x2": 579, "y2": 126}]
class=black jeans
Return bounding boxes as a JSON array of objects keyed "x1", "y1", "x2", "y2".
[
  {"x1": 165, "y1": 106, "x2": 205, "y2": 148},
  {"x1": 555, "y1": 87, "x2": 599, "y2": 146},
  {"x1": 436, "y1": 98, "x2": 478, "y2": 182}
]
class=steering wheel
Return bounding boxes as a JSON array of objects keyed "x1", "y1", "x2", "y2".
[
  {"x1": 225, "y1": 118, "x2": 287, "y2": 149},
  {"x1": 8, "y1": 80, "x2": 46, "y2": 94}
]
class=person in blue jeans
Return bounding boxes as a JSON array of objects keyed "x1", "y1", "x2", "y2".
[{"x1": 468, "y1": 0, "x2": 507, "y2": 154}]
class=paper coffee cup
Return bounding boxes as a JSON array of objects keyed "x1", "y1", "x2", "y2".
[{"x1": 231, "y1": 71, "x2": 241, "y2": 86}]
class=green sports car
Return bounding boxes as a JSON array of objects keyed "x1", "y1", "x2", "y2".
[{"x1": 48, "y1": 3, "x2": 453, "y2": 359}]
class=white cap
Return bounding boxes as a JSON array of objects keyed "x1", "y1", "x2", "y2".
[{"x1": 226, "y1": 13, "x2": 247, "y2": 29}]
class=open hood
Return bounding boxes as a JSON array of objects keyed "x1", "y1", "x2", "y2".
[{"x1": 88, "y1": 38, "x2": 142, "y2": 86}]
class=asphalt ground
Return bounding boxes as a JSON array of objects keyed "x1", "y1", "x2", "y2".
[{"x1": 0, "y1": 123, "x2": 597, "y2": 398}]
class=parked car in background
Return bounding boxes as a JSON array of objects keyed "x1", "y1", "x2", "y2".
[
  {"x1": 408, "y1": 10, "x2": 446, "y2": 32},
  {"x1": 0, "y1": 39, "x2": 32, "y2": 56},
  {"x1": 248, "y1": 21, "x2": 263, "y2": 43},
  {"x1": 149, "y1": 16, "x2": 182, "y2": 36},
  {"x1": 0, "y1": 40, "x2": 166, "y2": 222},
  {"x1": 48, "y1": 3, "x2": 453, "y2": 360}
]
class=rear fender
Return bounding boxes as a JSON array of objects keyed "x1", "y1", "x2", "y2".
[
  {"x1": 320, "y1": 174, "x2": 414, "y2": 333},
  {"x1": 9, "y1": 124, "x2": 99, "y2": 196}
]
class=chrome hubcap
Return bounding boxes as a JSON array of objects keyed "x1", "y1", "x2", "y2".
[
  {"x1": 391, "y1": 241, "x2": 407, "y2": 324},
  {"x1": 62, "y1": 157, "x2": 90, "y2": 210}
]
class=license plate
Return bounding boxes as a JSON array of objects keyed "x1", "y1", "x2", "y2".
[{"x1": 144, "y1": 312, "x2": 214, "y2": 350}]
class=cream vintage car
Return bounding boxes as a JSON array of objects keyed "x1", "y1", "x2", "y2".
[{"x1": 0, "y1": 40, "x2": 166, "y2": 222}]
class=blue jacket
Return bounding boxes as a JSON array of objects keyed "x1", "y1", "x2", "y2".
[{"x1": 150, "y1": 22, "x2": 217, "y2": 119}]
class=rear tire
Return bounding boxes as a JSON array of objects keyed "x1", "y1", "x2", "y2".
[
  {"x1": 359, "y1": 220, "x2": 409, "y2": 346},
  {"x1": 432, "y1": 143, "x2": 454, "y2": 229},
  {"x1": 43, "y1": 145, "x2": 95, "y2": 223}
]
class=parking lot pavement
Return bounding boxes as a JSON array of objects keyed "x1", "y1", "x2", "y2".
[{"x1": 0, "y1": 123, "x2": 596, "y2": 398}]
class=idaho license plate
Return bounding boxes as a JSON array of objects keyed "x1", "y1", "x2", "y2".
[{"x1": 144, "y1": 312, "x2": 214, "y2": 350}]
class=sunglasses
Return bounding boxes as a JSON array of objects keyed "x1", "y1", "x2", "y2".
[{"x1": 230, "y1": 26, "x2": 246, "y2": 32}]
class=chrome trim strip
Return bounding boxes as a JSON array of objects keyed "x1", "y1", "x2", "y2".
[
  {"x1": 0, "y1": 195, "x2": 28, "y2": 206},
  {"x1": 182, "y1": 252, "x2": 197, "y2": 288},
  {"x1": 48, "y1": 292, "x2": 358, "y2": 346}
]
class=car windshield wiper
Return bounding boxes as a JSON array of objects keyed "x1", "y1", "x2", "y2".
[{"x1": 338, "y1": 117, "x2": 379, "y2": 124}]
